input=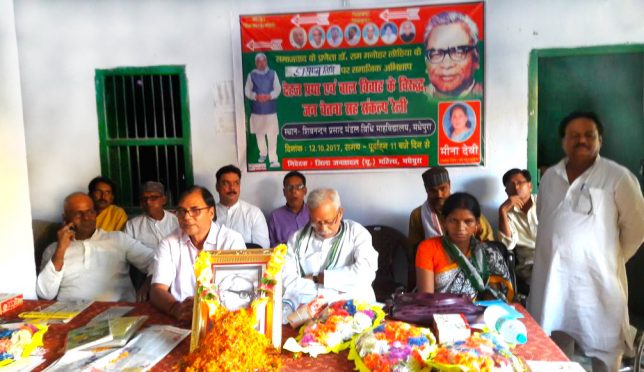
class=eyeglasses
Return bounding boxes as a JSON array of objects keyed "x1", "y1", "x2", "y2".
[
  {"x1": 425, "y1": 45, "x2": 476, "y2": 64},
  {"x1": 284, "y1": 184, "x2": 305, "y2": 192},
  {"x1": 176, "y1": 206, "x2": 211, "y2": 218},
  {"x1": 311, "y1": 209, "x2": 341, "y2": 228}
]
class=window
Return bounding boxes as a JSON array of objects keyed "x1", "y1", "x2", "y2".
[{"x1": 95, "y1": 66, "x2": 193, "y2": 210}]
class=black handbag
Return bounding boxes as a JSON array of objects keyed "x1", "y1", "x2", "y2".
[{"x1": 388, "y1": 292, "x2": 484, "y2": 326}]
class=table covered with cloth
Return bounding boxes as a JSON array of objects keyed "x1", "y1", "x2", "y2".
[{"x1": 4, "y1": 300, "x2": 568, "y2": 371}]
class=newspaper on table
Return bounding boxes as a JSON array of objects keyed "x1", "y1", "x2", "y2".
[
  {"x1": 89, "y1": 325, "x2": 190, "y2": 371},
  {"x1": 87, "y1": 306, "x2": 134, "y2": 324},
  {"x1": 44, "y1": 325, "x2": 189, "y2": 372},
  {"x1": 42, "y1": 349, "x2": 113, "y2": 372},
  {"x1": 18, "y1": 300, "x2": 93, "y2": 323}
]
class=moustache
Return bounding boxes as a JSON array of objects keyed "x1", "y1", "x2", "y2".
[{"x1": 227, "y1": 192, "x2": 237, "y2": 195}]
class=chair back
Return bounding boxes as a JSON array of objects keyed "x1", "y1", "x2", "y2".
[
  {"x1": 366, "y1": 225, "x2": 408, "y2": 302},
  {"x1": 485, "y1": 241, "x2": 518, "y2": 302}
]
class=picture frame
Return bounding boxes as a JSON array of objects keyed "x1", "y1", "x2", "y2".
[{"x1": 190, "y1": 249, "x2": 282, "y2": 351}]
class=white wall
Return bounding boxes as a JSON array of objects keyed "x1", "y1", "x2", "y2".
[
  {"x1": 15, "y1": 0, "x2": 644, "y2": 239},
  {"x1": 0, "y1": 0, "x2": 37, "y2": 298}
]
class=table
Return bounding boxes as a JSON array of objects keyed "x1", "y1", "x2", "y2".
[{"x1": 5, "y1": 300, "x2": 568, "y2": 371}]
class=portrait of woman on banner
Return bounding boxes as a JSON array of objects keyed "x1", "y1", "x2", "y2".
[{"x1": 443, "y1": 102, "x2": 476, "y2": 142}]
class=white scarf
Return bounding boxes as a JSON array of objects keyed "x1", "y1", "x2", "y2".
[{"x1": 421, "y1": 200, "x2": 443, "y2": 238}]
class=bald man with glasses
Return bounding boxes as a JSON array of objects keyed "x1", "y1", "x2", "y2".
[
  {"x1": 281, "y1": 188, "x2": 378, "y2": 318},
  {"x1": 150, "y1": 185, "x2": 245, "y2": 322}
]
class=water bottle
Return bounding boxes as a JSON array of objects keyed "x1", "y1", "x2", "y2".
[
  {"x1": 483, "y1": 305, "x2": 528, "y2": 344},
  {"x1": 282, "y1": 299, "x2": 295, "y2": 325}
]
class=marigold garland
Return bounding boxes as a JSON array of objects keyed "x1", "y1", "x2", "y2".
[
  {"x1": 183, "y1": 306, "x2": 281, "y2": 371},
  {"x1": 183, "y1": 245, "x2": 287, "y2": 371}
]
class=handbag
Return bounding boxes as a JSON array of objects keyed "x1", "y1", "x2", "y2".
[{"x1": 388, "y1": 292, "x2": 484, "y2": 326}]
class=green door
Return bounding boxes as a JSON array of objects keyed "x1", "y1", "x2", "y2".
[{"x1": 528, "y1": 45, "x2": 644, "y2": 193}]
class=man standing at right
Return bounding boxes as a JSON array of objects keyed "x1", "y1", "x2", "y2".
[
  {"x1": 528, "y1": 112, "x2": 644, "y2": 372},
  {"x1": 245, "y1": 53, "x2": 281, "y2": 168}
]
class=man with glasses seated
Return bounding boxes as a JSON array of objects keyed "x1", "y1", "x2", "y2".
[
  {"x1": 281, "y1": 188, "x2": 378, "y2": 317},
  {"x1": 423, "y1": 11, "x2": 482, "y2": 98},
  {"x1": 36, "y1": 192, "x2": 154, "y2": 302},
  {"x1": 267, "y1": 171, "x2": 310, "y2": 247},
  {"x1": 125, "y1": 181, "x2": 179, "y2": 250},
  {"x1": 498, "y1": 169, "x2": 537, "y2": 295},
  {"x1": 150, "y1": 186, "x2": 245, "y2": 322}
]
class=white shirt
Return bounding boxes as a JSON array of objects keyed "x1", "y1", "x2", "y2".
[
  {"x1": 528, "y1": 156, "x2": 644, "y2": 361},
  {"x1": 216, "y1": 200, "x2": 270, "y2": 248},
  {"x1": 151, "y1": 221, "x2": 246, "y2": 301},
  {"x1": 36, "y1": 229, "x2": 154, "y2": 302},
  {"x1": 124, "y1": 210, "x2": 179, "y2": 250},
  {"x1": 498, "y1": 194, "x2": 538, "y2": 281},
  {"x1": 282, "y1": 220, "x2": 378, "y2": 309}
]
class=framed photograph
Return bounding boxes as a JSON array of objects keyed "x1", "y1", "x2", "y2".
[{"x1": 190, "y1": 249, "x2": 282, "y2": 351}]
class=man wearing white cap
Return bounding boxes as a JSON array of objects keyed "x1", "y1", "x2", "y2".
[
  {"x1": 244, "y1": 53, "x2": 282, "y2": 168},
  {"x1": 125, "y1": 181, "x2": 179, "y2": 250},
  {"x1": 408, "y1": 166, "x2": 494, "y2": 254}
]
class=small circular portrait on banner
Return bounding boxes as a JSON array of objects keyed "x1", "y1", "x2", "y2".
[
  {"x1": 309, "y1": 26, "x2": 325, "y2": 48},
  {"x1": 363, "y1": 23, "x2": 379, "y2": 45},
  {"x1": 400, "y1": 21, "x2": 416, "y2": 43},
  {"x1": 345, "y1": 23, "x2": 361, "y2": 45},
  {"x1": 443, "y1": 102, "x2": 476, "y2": 142},
  {"x1": 290, "y1": 27, "x2": 307, "y2": 49},
  {"x1": 327, "y1": 25, "x2": 343, "y2": 47},
  {"x1": 380, "y1": 22, "x2": 398, "y2": 44}
]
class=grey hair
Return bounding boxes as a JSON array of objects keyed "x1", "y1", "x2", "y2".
[
  {"x1": 307, "y1": 188, "x2": 341, "y2": 210},
  {"x1": 63, "y1": 192, "x2": 92, "y2": 212},
  {"x1": 423, "y1": 11, "x2": 479, "y2": 48},
  {"x1": 255, "y1": 53, "x2": 267, "y2": 62}
]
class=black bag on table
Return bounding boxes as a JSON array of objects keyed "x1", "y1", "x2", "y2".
[{"x1": 388, "y1": 292, "x2": 484, "y2": 327}]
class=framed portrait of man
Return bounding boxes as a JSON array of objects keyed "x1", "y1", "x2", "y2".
[{"x1": 190, "y1": 249, "x2": 282, "y2": 351}]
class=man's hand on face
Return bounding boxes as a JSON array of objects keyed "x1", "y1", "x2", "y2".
[
  {"x1": 500, "y1": 195, "x2": 525, "y2": 214},
  {"x1": 52, "y1": 222, "x2": 76, "y2": 271}
]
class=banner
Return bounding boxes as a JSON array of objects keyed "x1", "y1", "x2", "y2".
[{"x1": 237, "y1": 2, "x2": 484, "y2": 172}]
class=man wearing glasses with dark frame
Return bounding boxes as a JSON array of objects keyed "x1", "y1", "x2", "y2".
[
  {"x1": 281, "y1": 188, "x2": 378, "y2": 319},
  {"x1": 267, "y1": 171, "x2": 310, "y2": 247},
  {"x1": 150, "y1": 185, "x2": 245, "y2": 322},
  {"x1": 423, "y1": 11, "x2": 482, "y2": 98}
]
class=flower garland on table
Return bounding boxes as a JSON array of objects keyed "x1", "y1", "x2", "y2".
[
  {"x1": 283, "y1": 299, "x2": 385, "y2": 357},
  {"x1": 426, "y1": 332, "x2": 525, "y2": 372},
  {"x1": 183, "y1": 244, "x2": 287, "y2": 372},
  {"x1": 349, "y1": 320, "x2": 437, "y2": 372}
]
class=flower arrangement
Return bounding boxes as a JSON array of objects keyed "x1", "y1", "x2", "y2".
[
  {"x1": 426, "y1": 332, "x2": 524, "y2": 372},
  {"x1": 283, "y1": 299, "x2": 385, "y2": 357},
  {"x1": 349, "y1": 320, "x2": 437, "y2": 372},
  {"x1": 183, "y1": 245, "x2": 288, "y2": 371}
]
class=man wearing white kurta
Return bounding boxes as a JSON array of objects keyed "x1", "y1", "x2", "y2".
[
  {"x1": 528, "y1": 112, "x2": 644, "y2": 372},
  {"x1": 215, "y1": 164, "x2": 270, "y2": 248},
  {"x1": 36, "y1": 193, "x2": 154, "y2": 302},
  {"x1": 282, "y1": 188, "x2": 378, "y2": 314},
  {"x1": 124, "y1": 181, "x2": 179, "y2": 250},
  {"x1": 150, "y1": 186, "x2": 246, "y2": 322}
]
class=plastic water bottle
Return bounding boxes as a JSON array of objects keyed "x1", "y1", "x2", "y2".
[{"x1": 483, "y1": 305, "x2": 528, "y2": 344}]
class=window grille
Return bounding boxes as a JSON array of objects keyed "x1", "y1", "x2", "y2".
[{"x1": 95, "y1": 66, "x2": 193, "y2": 210}]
